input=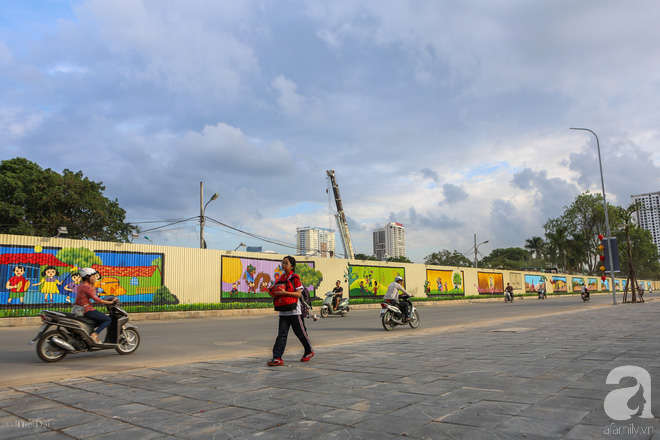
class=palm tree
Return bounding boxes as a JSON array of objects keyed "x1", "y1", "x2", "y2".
[{"x1": 524, "y1": 236, "x2": 546, "y2": 262}]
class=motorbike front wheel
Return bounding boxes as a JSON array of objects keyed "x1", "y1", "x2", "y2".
[
  {"x1": 116, "y1": 328, "x2": 140, "y2": 355},
  {"x1": 408, "y1": 310, "x2": 420, "y2": 328},
  {"x1": 320, "y1": 307, "x2": 329, "y2": 318},
  {"x1": 36, "y1": 330, "x2": 68, "y2": 363},
  {"x1": 381, "y1": 311, "x2": 397, "y2": 331}
]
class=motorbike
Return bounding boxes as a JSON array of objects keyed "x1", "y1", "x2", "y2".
[
  {"x1": 504, "y1": 291, "x2": 513, "y2": 303},
  {"x1": 538, "y1": 290, "x2": 547, "y2": 300},
  {"x1": 319, "y1": 291, "x2": 350, "y2": 318},
  {"x1": 380, "y1": 294, "x2": 419, "y2": 331},
  {"x1": 581, "y1": 291, "x2": 590, "y2": 302},
  {"x1": 30, "y1": 296, "x2": 140, "y2": 363}
]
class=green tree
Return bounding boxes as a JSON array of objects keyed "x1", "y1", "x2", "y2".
[
  {"x1": 543, "y1": 192, "x2": 621, "y2": 274},
  {"x1": 153, "y1": 286, "x2": 179, "y2": 305},
  {"x1": 385, "y1": 256, "x2": 413, "y2": 263},
  {"x1": 481, "y1": 247, "x2": 530, "y2": 270},
  {"x1": 56, "y1": 247, "x2": 102, "y2": 270},
  {"x1": 524, "y1": 236, "x2": 546, "y2": 261},
  {"x1": 353, "y1": 253, "x2": 378, "y2": 261},
  {"x1": 424, "y1": 250, "x2": 472, "y2": 267},
  {"x1": 295, "y1": 263, "x2": 323, "y2": 292},
  {"x1": 0, "y1": 157, "x2": 135, "y2": 242}
]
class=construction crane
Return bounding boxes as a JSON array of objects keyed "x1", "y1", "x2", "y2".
[{"x1": 326, "y1": 170, "x2": 355, "y2": 259}]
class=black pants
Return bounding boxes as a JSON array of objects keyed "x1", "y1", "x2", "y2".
[
  {"x1": 394, "y1": 299, "x2": 410, "y2": 320},
  {"x1": 273, "y1": 315, "x2": 313, "y2": 359},
  {"x1": 333, "y1": 295, "x2": 342, "y2": 309}
]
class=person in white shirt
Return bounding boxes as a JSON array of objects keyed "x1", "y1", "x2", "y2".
[{"x1": 384, "y1": 276, "x2": 414, "y2": 321}]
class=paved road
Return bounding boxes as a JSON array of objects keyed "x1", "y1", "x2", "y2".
[
  {"x1": 0, "y1": 294, "x2": 622, "y2": 387},
  {"x1": 0, "y1": 294, "x2": 657, "y2": 439}
]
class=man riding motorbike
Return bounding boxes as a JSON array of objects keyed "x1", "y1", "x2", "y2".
[{"x1": 384, "y1": 276, "x2": 414, "y2": 322}]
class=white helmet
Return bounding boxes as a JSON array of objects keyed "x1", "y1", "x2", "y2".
[
  {"x1": 395, "y1": 276, "x2": 403, "y2": 282},
  {"x1": 80, "y1": 268, "x2": 98, "y2": 279}
]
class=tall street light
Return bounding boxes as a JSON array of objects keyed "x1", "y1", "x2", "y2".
[
  {"x1": 200, "y1": 181, "x2": 219, "y2": 249},
  {"x1": 570, "y1": 128, "x2": 617, "y2": 305},
  {"x1": 474, "y1": 234, "x2": 489, "y2": 268}
]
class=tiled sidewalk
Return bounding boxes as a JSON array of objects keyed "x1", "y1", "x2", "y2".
[{"x1": 1, "y1": 302, "x2": 659, "y2": 439}]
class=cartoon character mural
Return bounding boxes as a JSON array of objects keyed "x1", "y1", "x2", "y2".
[
  {"x1": 426, "y1": 269, "x2": 464, "y2": 294},
  {"x1": 587, "y1": 278, "x2": 598, "y2": 291},
  {"x1": 551, "y1": 276, "x2": 567, "y2": 292},
  {"x1": 345, "y1": 265, "x2": 404, "y2": 297},
  {"x1": 221, "y1": 256, "x2": 322, "y2": 301},
  {"x1": 5, "y1": 265, "x2": 30, "y2": 304},
  {"x1": 476, "y1": 272, "x2": 504, "y2": 294},
  {"x1": 1, "y1": 245, "x2": 174, "y2": 306}
]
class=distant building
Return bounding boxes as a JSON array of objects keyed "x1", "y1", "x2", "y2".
[
  {"x1": 631, "y1": 191, "x2": 660, "y2": 257},
  {"x1": 373, "y1": 222, "x2": 405, "y2": 260},
  {"x1": 296, "y1": 226, "x2": 336, "y2": 258}
]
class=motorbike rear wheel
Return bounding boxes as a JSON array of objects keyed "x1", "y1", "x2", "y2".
[
  {"x1": 116, "y1": 328, "x2": 140, "y2": 355},
  {"x1": 408, "y1": 310, "x2": 420, "y2": 328},
  {"x1": 381, "y1": 311, "x2": 396, "y2": 331},
  {"x1": 320, "y1": 307, "x2": 329, "y2": 318},
  {"x1": 36, "y1": 330, "x2": 68, "y2": 363}
]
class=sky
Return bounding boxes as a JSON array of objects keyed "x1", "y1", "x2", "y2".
[{"x1": 2, "y1": 0, "x2": 660, "y2": 263}]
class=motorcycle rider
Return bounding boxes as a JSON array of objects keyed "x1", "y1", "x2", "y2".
[
  {"x1": 332, "y1": 280, "x2": 343, "y2": 310},
  {"x1": 74, "y1": 268, "x2": 117, "y2": 344},
  {"x1": 384, "y1": 276, "x2": 413, "y2": 322},
  {"x1": 505, "y1": 283, "x2": 514, "y2": 302},
  {"x1": 581, "y1": 284, "x2": 590, "y2": 300}
]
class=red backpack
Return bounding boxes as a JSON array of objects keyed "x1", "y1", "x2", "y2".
[{"x1": 270, "y1": 274, "x2": 299, "y2": 312}]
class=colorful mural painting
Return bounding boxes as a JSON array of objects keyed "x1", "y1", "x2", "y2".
[
  {"x1": 425, "y1": 269, "x2": 464, "y2": 294},
  {"x1": 221, "y1": 256, "x2": 322, "y2": 301},
  {"x1": 524, "y1": 274, "x2": 546, "y2": 293},
  {"x1": 476, "y1": 272, "x2": 504, "y2": 294},
  {"x1": 552, "y1": 276, "x2": 567, "y2": 292},
  {"x1": 571, "y1": 277, "x2": 585, "y2": 292},
  {"x1": 615, "y1": 279, "x2": 621, "y2": 290},
  {"x1": 1, "y1": 245, "x2": 170, "y2": 306},
  {"x1": 602, "y1": 279, "x2": 610, "y2": 291},
  {"x1": 343, "y1": 264, "x2": 404, "y2": 297},
  {"x1": 587, "y1": 278, "x2": 598, "y2": 291}
]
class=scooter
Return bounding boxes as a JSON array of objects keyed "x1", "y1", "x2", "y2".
[
  {"x1": 538, "y1": 289, "x2": 547, "y2": 300},
  {"x1": 30, "y1": 296, "x2": 140, "y2": 363},
  {"x1": 380, "y1": 294, "x2": 419, "y2": 331},
  {"x1": 581, "y1": 291, "x2": 590, "y2": 302},
  {"x1": 319, "y1": 291, "x2": 350, "y2": 318},
  {"x1": 504, "y1": 291, "x2": 513, "y2": 303}
]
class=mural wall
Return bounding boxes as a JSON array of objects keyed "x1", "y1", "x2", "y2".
[
  {"x1": 552, "y1": 276, "x2": 568, "y2": 292},
  {"x1": 0, "y1": 233, "x2": 654, "y2": 314},
  {"x1": 524, "y1": 274, "x2": 546, "y2": 293},
  {"x1": 0, "y1": 244, "x2": 170, "y2": 306},
  {"x1": 571, "y1": 277, "x2": 585, "y2": 292},
  {"x1": 221, "y1": 256, "x2": 321, "y2": 301},
  {"x1": 476, "y1": 272, "x2": 504, "y2": 294},
  {"x1": 343, "y1": 264, "x2": 404, "y2": 297},
  {"x1": 425, "y1": 269, "x2": 464, "y2": 294}
]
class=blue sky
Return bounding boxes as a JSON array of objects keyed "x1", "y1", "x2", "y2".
[{"x1": 2, "y1": 1, "x2": 660, "y2": 262}]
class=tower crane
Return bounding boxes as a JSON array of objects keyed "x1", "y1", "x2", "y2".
[{"x1": 326, "y1": 170, "x2": 354, "y2": 259}]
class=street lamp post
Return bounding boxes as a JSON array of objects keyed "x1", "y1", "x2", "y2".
[
  {"x1": 199, "y1": 181, "x2": 219, "y2": 249},
  {"x1": 474, "y1": 234, "x2": 489, "y2": 268},
  {"x1": 570, "y1": 128, "x2": 617, "y2": 305}
]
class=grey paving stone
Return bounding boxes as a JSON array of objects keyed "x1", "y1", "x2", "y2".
[
  {"x1": 86, "y1": 426, "x2": 169, "y2": 440},
  {"x1": 406, "y1": 421, "x2": 487, "y2": 440},
  {"x1": 495, "y1": 415, "x2": 574, "y2": 437},
  {"x1": 193, "y1": 405, "x2": 257, "y2": 423},
  {"x1": 439, "y1": 407, "x2": 513, "y2": 428},
  {"x1": 352, "y1": 413, "x2": 430, "y2": 435},
  {"x1": 61, "y1": 417, "x2": 133, "y2": 439}
]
